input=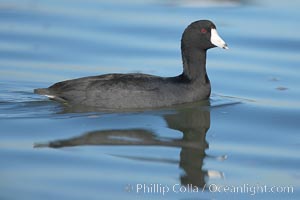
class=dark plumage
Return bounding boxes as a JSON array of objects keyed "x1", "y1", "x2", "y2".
[{"x1": 34, "y1": 20, "x2": 228, "y2": 109}]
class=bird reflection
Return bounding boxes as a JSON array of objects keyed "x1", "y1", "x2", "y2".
[
  {"x1": 164, "y1": 107, "x2": 210, "y2": 187},
  {"x1": 35, "y1": 103, "x2": 223, "y2": 187}
]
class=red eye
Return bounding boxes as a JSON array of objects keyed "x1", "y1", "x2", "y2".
[{"x1": 201, "y1": 28, "x2": 207, "y2": 34}]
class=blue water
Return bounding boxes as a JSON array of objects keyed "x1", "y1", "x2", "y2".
[{"x1": 0, "y1": 0, "x2": 299, "y2": 199}]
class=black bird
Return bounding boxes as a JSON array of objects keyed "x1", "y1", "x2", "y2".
[{"x1": 34, "y1": 20, "x2": 228, "y2": 109}]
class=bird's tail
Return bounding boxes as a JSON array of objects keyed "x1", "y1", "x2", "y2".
[
  {"x1": 34, "y1": 88, "x2": 50, "y2": 95},
  {"x1": 34, "y1": 88, "x2": 67, "y2": 103}
]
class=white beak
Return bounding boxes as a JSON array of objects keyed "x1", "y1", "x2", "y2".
[{"x1": 210, "y1": 28, "x2": 228, "y2": 49}]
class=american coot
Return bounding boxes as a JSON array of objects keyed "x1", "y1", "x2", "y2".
[{"x1": 34, "y1": 20, "x2": 228, "y2": 109}]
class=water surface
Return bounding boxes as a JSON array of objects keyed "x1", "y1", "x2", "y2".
[{"x1": 0, "y1": 0, "x2": 299, "y2": 199}]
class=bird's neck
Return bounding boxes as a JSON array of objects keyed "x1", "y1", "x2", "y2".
[{"x1": 181, "y1": 47, "x2": 208, "y2": 83}]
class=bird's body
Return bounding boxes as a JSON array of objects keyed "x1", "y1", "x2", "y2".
[
  {"x1": 35, "y1": 73, "x2": 211, "y2": 108},
  {"x1": 34, "y1": 20, "x2": 227, "y2": 109}
]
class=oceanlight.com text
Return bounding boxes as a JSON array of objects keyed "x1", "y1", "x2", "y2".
[{"x1": 125, "y1": 183, "x2": 294, "y2": 196}]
